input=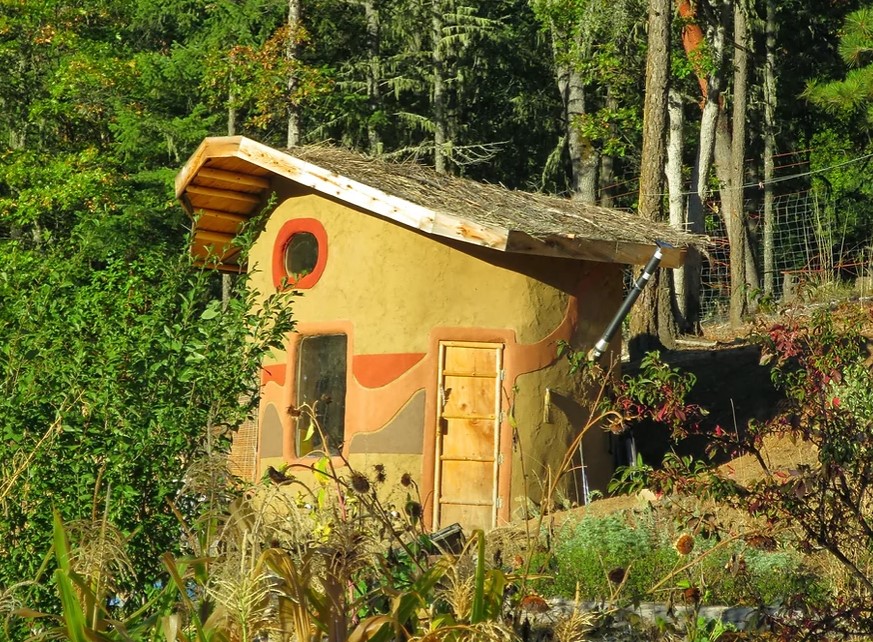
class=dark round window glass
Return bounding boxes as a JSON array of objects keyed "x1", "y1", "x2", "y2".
[{"x1": 284, "y1": 232, "x2": 319, "y2": 278}]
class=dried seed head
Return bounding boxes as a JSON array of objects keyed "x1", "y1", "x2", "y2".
[
  {"x1": 404, "y1": 501, "x2": 422, "y2": 520},
  {"x1": 674, "y1": 534, "x2": 695, "y2": 556},
  {"x1": 350, "y1": 471, "x2": 371, "y2": 494},
  {"x1": 400, "y1": 473, "x2": 413, "y2": 487},
  {"x1": 374, "y1": 464, "x2": 386, "y2": 483},
  {"x1": 683, "y1": 586, "x2": 701, "y2": 603}
]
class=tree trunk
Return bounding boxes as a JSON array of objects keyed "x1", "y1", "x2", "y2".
[
  {"x1": 679, "y1": 0, "x2": 759, "y2": 325},
  {"x1": 364, "y1": 0, "x2": 383, "y2": 155},
  {"x1": 557, "y1": 63, "x2": 597, "y2": 202},
  {"x1": 550, "y1": 23, "x2": 597, "y2": 203},
  {"x1": 571, "y1": 99, "x2": 598, "y2": 201},
  {"x1": 695, "y1": 2, "x2": 727, "y2": 201},
  {"x1": 432, "y1": 0, "x2": 448, "y2": 174},
  {"x1": 637, "y1": 0, "x2": 670, "y2": 222},
  {"x1": 629, "y1": 0, "x2": 675, "y2": 357},
  {"x1": 286, "y1": 0, "x2": 301, "y2": 148},
  {"x1": 666, "y1": 87, "x2": 688, "y2": 318},
  {"x1": 675, "y1": 0, "x2": 712, "y2": 327},
  {"x1": 763, "y1": 0, "x2": 777, "y2": 296},
  {"x1": 685, "y1": 149, "x2": 705, "y2": 328},
  {"x1": 728, "y1": 2, "x2": 749, "y2": 326}
]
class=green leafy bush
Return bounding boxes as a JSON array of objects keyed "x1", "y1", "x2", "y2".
[
  {"x1": 0, "y1": 222, "x2": 296, "y2": 638},
  {"x1": 547, "y1": 513, "x2": 677, "y2": 602},
  {"x1": 545, "y1": 511, "x2": 828, "y2": 608}
]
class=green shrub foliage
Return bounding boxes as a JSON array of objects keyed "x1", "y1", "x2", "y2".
[
  {"x1": 546, "y1": 511, "x2": 822, "y2": 608},
  {"x1": 0, "y1": 221, "x2": 294, "y2": 630}
]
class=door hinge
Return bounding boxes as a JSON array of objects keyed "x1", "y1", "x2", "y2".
[
  {"x1": 499, "y1": 369, "x2": 506, "y2": 381},
  {"x1": 497, "y1": 453, "x2": 504, "y2": 465},
  {"x1": 496, "y1": 497, "x2": 504, "y2": 509}
]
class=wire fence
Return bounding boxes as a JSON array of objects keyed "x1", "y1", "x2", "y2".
[
  {"x1": 615, "y1": 148, "x2": 873, "y2": 322},
  {"x1": 699, "y1": 187, "x2": 873, "y2": 320}
]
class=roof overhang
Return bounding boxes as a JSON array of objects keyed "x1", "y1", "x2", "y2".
[{"x1": 176, "y1": 136, "x2": 688, "y2": 269}]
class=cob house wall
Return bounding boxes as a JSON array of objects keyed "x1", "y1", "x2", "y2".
[{"x1": 248, "y1": 186, "x2": 622, "y2": 530}]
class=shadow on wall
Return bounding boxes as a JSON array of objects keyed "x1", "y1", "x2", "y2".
[{"x1": 547, "y1": 389, "x2": 613, "y2": 499}]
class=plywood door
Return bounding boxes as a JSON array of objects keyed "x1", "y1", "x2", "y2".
[{"x1": 434, "y1": 341, "x2": 503, "y2": 531}]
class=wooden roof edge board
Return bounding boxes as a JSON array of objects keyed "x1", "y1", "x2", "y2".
[
  {"x1": 196, "y1": 167, "x2": 272, "y2": 191},
  {"x1": 186, "y1": 184, "x2": 262, "y2": 206},
  {"x1": 430, "y1": 212, "x2": 509, "y2": 251},
  {"x1": 179, "y1": 192, "x2": 195, "y2": 216},
  {"x1": 175, "y1": 136, "x2": 247, "y2": 198},
  {"x1": 505, "y1": 231, "x2": 687, "y2": 268},
  {"x1": 191, "y1": 208, "x2": 248, "y2": 226},
  {"x1": 233, "y1": 137, "x2": 445, "y2": 233},
  {"x1": 196, "y1": 229, "x2": 237, "y2": 244}
]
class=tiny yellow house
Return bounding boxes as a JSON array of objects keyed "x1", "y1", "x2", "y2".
[{"x1": 176, "y1": 136, "x2": 697, "y2": 531}]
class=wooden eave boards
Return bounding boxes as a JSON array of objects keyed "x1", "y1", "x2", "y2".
[{"x1": 175, "y1": 136, "x2": 688, "y2": 270}]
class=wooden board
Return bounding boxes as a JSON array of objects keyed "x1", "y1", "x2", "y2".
[
  {"x1": 434, "y1": 342, "x2": 503, "y2": 531},
  {"x1": 186, "y1": 185, "x2": 261, "y2": 215},
  {"x1": 438, "y1": 504, "x2": 492, "y2": 533},
  {"x1": 440, "y1": 418, "x2": 495, "y2": 459},
  {"x1": 442, "y1": 375, "x2": 496, "y2": 418},
  {"x1": 505, "y1": 230, "x2": 687, "y2": 269},
  {"x1": 193, "y1": 167, "x2": 271, "y2": 193}
]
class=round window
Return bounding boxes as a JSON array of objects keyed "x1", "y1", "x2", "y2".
[
  {"x1": 272, "y1": 218, "x2": 328, "y2": 290},
  {"x1": 284, "y1": 232, "x2": 319, "y2": 279}
]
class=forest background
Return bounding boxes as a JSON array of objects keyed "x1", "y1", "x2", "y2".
[{"x1": 0, "y1": 0, "x2": 872, "y2": 637}]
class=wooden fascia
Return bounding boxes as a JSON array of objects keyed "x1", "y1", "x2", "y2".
[{"x1": 505, "y1": 231, "x2": 687, "y2": 268}]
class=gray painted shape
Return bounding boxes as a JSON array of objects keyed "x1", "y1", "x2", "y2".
[
  {"x1": 260, "y1": 403, "x2": 284, "y2": 457},
  {"x1": 349, "y1": 389, "x2": 426, "y2": 454}
]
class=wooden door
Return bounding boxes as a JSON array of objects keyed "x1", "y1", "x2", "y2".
[{"x1": 434, "y1": 341, "x2": 503, "y2": 531}]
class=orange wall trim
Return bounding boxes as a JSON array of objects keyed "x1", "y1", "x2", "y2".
[
  {"x1": 261, "y1": 364, "x2": 287, "y2": 387},
  {"x1": 353, "y1": 353, "x2": 426, "y2": 388}
]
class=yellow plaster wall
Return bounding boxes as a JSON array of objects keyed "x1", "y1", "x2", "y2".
[
  {"x1": 509, "y1": 366, "x2": 614, "y2": 517},
  {"x1": 248, "y1": 191, "x2": 579, "y2": 358},
  {"x1": 508, "y1": 261, "x2": 623, "y2": 516},
  {"x1": 247, "y1": 187, "x2": 627, "y2": 525}
]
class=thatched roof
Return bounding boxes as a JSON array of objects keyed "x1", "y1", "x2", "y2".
[{"x1": 176, "y1": 136, "x2": 704, "y2": 269}]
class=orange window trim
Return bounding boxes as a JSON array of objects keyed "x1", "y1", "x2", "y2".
[{"x1": 272, "y1": 218, "x2": 328, "y2": 290}]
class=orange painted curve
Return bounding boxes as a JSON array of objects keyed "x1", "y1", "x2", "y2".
[
  {"x1": 272, "y1": 218, "x2": 329, "y2": 290},
  {"x1": 261, "y1": 364, "x2": 287, "y2": 387},
  {"x1": 353, "y1": 353, "x2": 427, "y2": 388}
]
